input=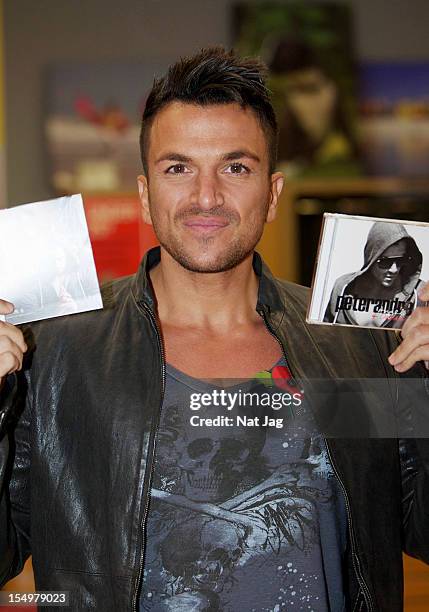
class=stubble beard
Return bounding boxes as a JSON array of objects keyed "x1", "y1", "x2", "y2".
[
  {"x1": 150, "y1": 205, "x2": 268, "y2": 274},
  {"x1": 159, "y1": 231, "x2": 263, "y2": 273}
]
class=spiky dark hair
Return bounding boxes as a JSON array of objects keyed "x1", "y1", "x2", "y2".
[{"x1": 140, "y1": 46, "x2": 278, "y2": 175}]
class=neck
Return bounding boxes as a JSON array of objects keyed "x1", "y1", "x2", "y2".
[{"x1": 149, "y1": 248, "x2": 260, "y2": 330}]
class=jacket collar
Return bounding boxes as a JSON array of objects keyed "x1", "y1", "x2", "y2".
[{"x1": 132, "y1": 245, "x2": 284, "y2": 314}]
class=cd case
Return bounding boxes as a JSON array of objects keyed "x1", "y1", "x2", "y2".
[
  {"x1": 0, "y1": 194, "x2": 102, "y2": 325},
  {"x1": 307, "y1": 213, "x2": 429, "y2": 330}
]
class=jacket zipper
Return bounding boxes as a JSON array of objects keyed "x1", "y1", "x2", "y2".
[
  {"x1": 258, "y1": 306, "x2": 374, "y2": 612},
  {"x1": 131, "y1": 302, "x2": 166, "y2": 612}
]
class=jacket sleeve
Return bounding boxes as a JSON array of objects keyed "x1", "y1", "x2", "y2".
[
  {"x1": 393, "y1": 342, "x2": 429, "y2": 562},
  {"x1": 0, "y1": 373, "x2": 31, "y2": 585},
  {"x1": 370, "y1": 328, "x2": 429, "y2": 563},
  {"x1": 398, "y1": 373, "x2": 429, "y2": 564},
  {"x1": 400, "y1": 435, "x2": 429, "y2": 563}
]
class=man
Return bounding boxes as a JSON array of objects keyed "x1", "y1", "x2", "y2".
[
  {"x1": 324, "y1": 221, "x2": 426, "y2": 328},
  {"x1": 268, "y1": 38, "x2": 359, "y2": 174},
  {"x1": 0, "y1": 46, "x2": 428, "y2": 611}
]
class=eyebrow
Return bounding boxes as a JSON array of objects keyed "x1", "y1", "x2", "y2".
[
  {"x1": 222, "y1": 150, "x2": 261, "y2": 163},
  {"x1": 155, "y1": 153, "x2": 192, "y2": 164},
  {"x1": 155, "y1": 150, "x2": 261, "y2": 164}
]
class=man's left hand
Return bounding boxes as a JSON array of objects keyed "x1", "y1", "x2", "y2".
[{"x1": 388, "y1": 282, "x2": 429, "y2": 372}]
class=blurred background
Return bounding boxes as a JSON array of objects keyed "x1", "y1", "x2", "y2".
[{"x1": 1, "y1": 0, "x2": 429, "y2": 609}]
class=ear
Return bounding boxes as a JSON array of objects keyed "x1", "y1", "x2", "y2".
[
  {"x1": 266, "y1": 172, "x2": 284, "y2": 223},
  {"x1": 137, "y1": 174, "x2": 152, "y2": 225}
]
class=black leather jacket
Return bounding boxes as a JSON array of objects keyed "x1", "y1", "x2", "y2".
[{"x1": 0, "y1": 246, "x2": 428, "y2": 611}]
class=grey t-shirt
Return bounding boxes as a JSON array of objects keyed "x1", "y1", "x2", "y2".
[{"x1": 140, "y1": 359, "x2": 348, "y2": 611}]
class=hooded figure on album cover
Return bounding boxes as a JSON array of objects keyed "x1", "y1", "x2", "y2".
[{"x1": 324, "y1": 221, "x2": 427, "y2": 328}]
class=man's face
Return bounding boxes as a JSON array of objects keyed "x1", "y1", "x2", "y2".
[
  {"x1": 285, "y1": 68, "x2": 337, "y2": 144},
  {"x1": 138, "y1": 102, "x2": 283, "y2": 273},
  {"x1": 369, "y1": 239, "x2": 408, "y2": 288}
]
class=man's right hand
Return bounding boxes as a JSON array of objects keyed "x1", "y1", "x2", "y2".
[{"x1": 0, "y1": 300, "x2": 27, "y2": 386}]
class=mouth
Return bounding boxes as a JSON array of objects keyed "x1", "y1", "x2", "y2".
[{"x1": 182, "y1": 216, "x2": 230, "y2": 233}]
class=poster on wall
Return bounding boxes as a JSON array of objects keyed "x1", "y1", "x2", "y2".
[
  {"x1": 45, "y1": 60, "x2": 169, "y2": 194},
  {"x1": 83, "y1": 194, "x2": 158, "y2": 283},
  {"x1": 359, "y1": 62, "x2": 429, "y2": 177},
  {"x1": 233, "y1": 2, "x2": 361, "y2": 178}
]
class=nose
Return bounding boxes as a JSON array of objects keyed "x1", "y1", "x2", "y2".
[
  {"x1": 387, "y1": 261, "x2": 399, "y2": 273},
  {"x1": 191, "y1": 171, "x2": 224, "y2": 210}
]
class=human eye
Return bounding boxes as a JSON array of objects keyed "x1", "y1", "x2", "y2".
[
  {"x1": 165, "y1": 163, "x2": 189, "y2": 174},
  {"x1": 225, "y1": 162, "x2": 251, "y2": 175}
]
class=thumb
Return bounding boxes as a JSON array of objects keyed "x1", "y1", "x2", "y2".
[{"x1": 0, "y1": 300, "x2": 14, "y2": 314}]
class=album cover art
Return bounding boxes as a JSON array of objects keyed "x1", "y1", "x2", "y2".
[
  {"x1": 307, "y1": 213, "x2": 429, "y2": 330},
  {"x1": 0, "y1": 194, "x2": 102, "y2": 324}
]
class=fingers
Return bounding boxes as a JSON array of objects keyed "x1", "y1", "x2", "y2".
[
  {"x1": 389, "y1": 305, "x2": 429, "y2": 372},
  {"x1": 0, "y1": 314, "x2": 28, "y2": 380},
  {"x1": 389, "y1": 337, "x2": 429, "y2": 372},
  {"x1": 0, "y1": 299, "x2": 14, "y2": 315},
  {"x1": 0, "y1": 320, "x2": 27, "y2": 353},
  {"x1": 0, "y1": 334, "x2": 26, "y2": 369},
  {"x1": 0, "y1": 350, "x2": 21, "y2": 377},
  {"x1": 400, "y1": 303, "x2": 426, "y2": 337},
  {"x1": 417, "y1": 281, "x2": 429, "y2": 302}
]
